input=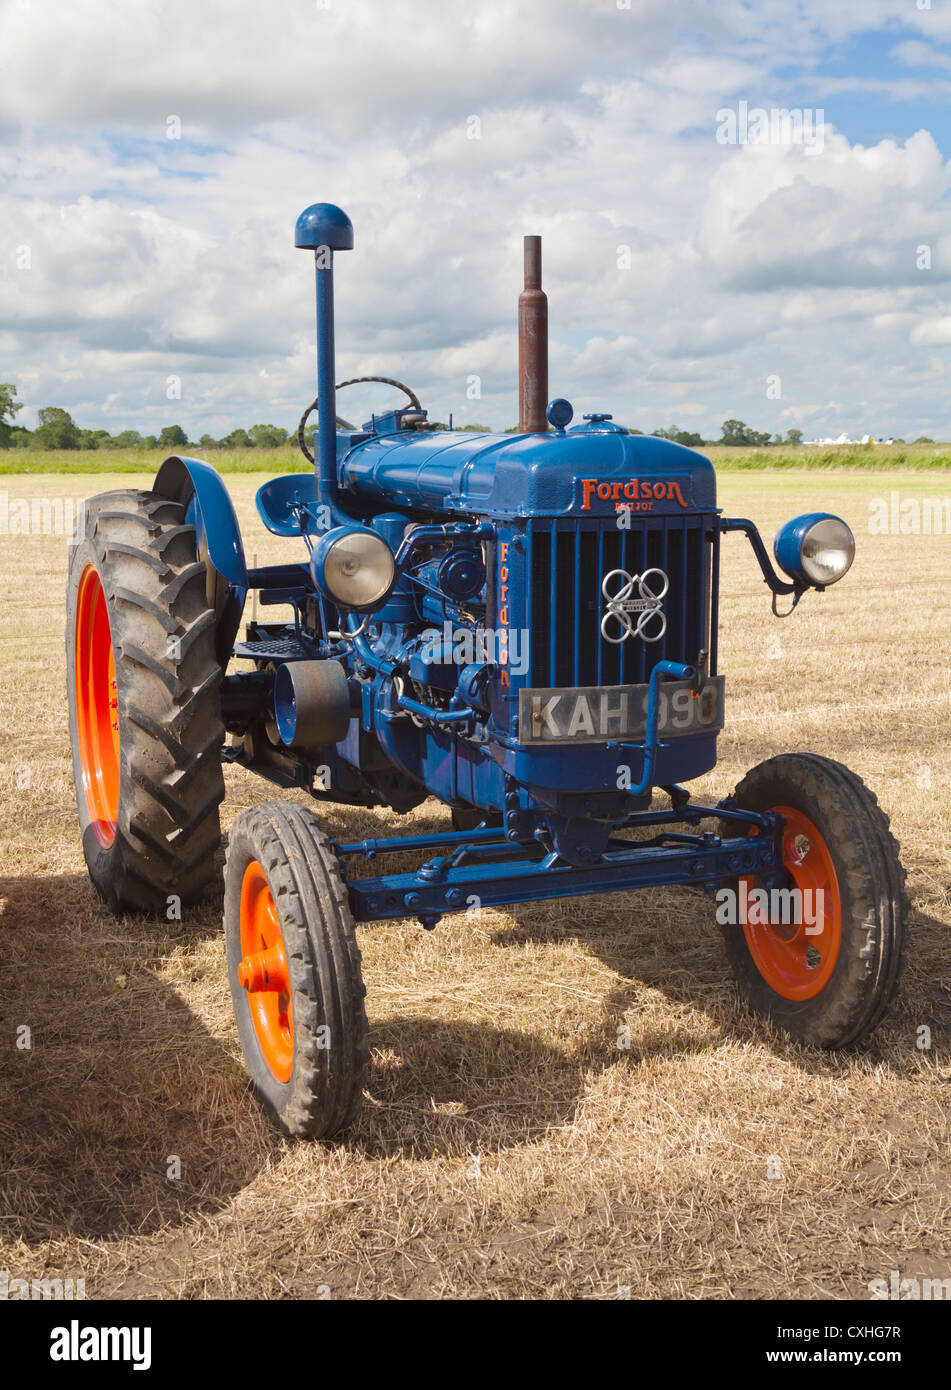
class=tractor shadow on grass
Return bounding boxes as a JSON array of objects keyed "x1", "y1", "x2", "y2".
[
  {"x1": 0, "y1": 869, "x2": 284, "y2": 1246},
  {"x1": 5, "y1": 830, "x2": 944, "y2": 1240},
  {"x1": 485, "y1": 890, "x2": 951, "y2": 1079},
  {"x1": 352, "y1": 1015, "x2": 593, "y2": 1160},
  {"x1": 335, "y1": 801, "x2": 950, "y2": 1117},
  {"x1": 0, "y1": 865, "x2": 598, "y2": 1237}
]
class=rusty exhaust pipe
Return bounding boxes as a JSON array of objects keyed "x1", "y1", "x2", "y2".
[{"x1": 518, "y1": 234, "x2": 548, "y2": 433}]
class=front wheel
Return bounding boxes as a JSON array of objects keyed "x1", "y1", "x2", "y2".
[
  {"x1": 224, "y1": 801, "x2": 369, "y2": 1138},
  {"x1": 719, "y1": 753, "x2": 907, "y2": 1049}
]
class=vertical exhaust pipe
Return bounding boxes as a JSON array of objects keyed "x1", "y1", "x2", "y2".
[{"x1": 518, "y1": 235, "x2": 549, "y2": 433}]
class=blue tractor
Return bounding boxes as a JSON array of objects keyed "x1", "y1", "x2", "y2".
[{"x1": 67, "y1": 203, "x2": 907, "y2": 1137}]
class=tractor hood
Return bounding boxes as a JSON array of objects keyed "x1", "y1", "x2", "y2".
[{"x1": 339, "y1": 425, "x2": 717, "y2": 520}]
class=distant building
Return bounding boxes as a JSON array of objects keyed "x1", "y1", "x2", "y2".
[{"x1": 805, "y1": 432, "x2": 892, "y2": 446}]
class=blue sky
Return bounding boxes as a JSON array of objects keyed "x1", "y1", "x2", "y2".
[
  {"x1": 793, "y1": 25, "x2": 951, "y2": 149},
  {"x1": 3, "y1": 0, "x2": 951, "y2": 442}
]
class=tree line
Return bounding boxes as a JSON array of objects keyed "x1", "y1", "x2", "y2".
[
  {"x1": 634, "y1": 421, "x2": 804, "y2": 447},
  {"x1": 2, "y1": 383, "x2": 895, "y2": 452},
  {"x1": 0, "y1": 388, "x2": 292, "y2": 451}
]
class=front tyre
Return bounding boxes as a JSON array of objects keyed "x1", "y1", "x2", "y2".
[
  {"x1": 719, "y1": 753, "x2": 907, "y2": 1049},
  {"x1": 224, "y1": 801, "x2": 369, "y2": 1138}
]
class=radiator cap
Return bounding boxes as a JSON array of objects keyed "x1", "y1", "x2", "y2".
[{"x1": 570, "y1": 413, "x2": 627, "y2": 434}]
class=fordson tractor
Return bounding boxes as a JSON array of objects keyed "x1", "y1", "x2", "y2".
[{"x1": 67, "y1": 203, "x2": 906, "y2": 1138}]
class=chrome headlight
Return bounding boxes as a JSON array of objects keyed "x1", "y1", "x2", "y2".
[
  {"x1": 774, "y1": 513, "x2": 855, "y2": 588},
  {"x1": 311, "y1": 526, "x2": 396, "y2": 611}
]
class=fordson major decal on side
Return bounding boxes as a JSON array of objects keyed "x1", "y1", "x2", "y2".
[{"x1": 497, "y1": 539, "x2": 512, "y2": 689}]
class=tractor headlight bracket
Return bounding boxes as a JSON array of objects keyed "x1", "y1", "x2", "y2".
[{"x1": 721, "y1": 513, "x2": 855, "y2": 611}]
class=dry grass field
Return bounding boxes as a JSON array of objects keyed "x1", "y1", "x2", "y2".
[{"x1": 0, "y1": 468, "x2": 949, "y2": 1300}]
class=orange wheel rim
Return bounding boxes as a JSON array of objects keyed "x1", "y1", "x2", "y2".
[
  {"x1": 238, "y1": 860, "x2": 294, "y2": 1083},
  {"x1": 741, "y1": 805, "x2": 842, "y2": 1002},
  {"x1": 74, "y1": 565, "x2": 120, "y2": 847}
]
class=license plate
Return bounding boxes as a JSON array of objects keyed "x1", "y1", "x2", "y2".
[{"x1": 517, "y1": 676, "x2": 725, "y2": 745}]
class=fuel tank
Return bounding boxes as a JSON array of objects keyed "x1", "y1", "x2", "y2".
[{"x1": 339, "y1": 420, "x2": 716, "y2": 519}]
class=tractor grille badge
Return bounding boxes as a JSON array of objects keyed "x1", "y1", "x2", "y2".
[{"x1": 600, "y1": 568, "x2": 668, "y2": 644}]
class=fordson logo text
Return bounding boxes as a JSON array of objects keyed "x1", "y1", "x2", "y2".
[
  {"x1": 580, "y1": 478, "x2": 688, "y2": 511},
  {"x1": 497, "y1": 540, "x2": 512, "y2": 689}
]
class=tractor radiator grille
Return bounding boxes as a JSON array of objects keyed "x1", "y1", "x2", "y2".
[{"x1": 525, "y1": 513, "x2": 719, "y2": 688}]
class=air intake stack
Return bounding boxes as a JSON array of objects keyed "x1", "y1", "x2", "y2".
[{"x1": 295, "y1": 202, "x2": 354, "y2": 517}]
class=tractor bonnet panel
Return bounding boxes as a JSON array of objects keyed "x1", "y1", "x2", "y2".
[{"x1": 338, "y1": 429, "x2": 717, "y2": 519}]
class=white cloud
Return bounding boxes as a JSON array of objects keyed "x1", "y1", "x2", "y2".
[
  {"x1": 701, "y1": 130, "x2": 951, "y2": 292},
  {"x1": 892, "y1": 40, "x2": 951, "y2": 73},
  {"x1": 1, "y1": 0, "x2": 951, "y2": 441},
  {"x1": 911, "y1": 317, "x2": 951, "y2": 346}
]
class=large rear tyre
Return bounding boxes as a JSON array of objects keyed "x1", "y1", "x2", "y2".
[
  {"x1": 66, "y1": 490, "x2": 225, "y2": 913},
  {"x1": 224, "y1": 801, "x2": 368, "y2": 1138},
  {"x1": 719, "y1": 753, "x2": 907, "y2": 1049}
]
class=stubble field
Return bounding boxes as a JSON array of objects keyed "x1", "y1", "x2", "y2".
[{"x1": 0, "y1": 468, "x2": 949, "y2": 1300}]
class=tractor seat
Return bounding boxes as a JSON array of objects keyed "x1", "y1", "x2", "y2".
[{"x1": 255, "y1": 473, "x2": 323, "y2": 536}]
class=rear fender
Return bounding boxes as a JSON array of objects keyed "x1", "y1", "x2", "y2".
[{"x1": 154, "y1": 455, "x2": 248, "y2": 665}]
